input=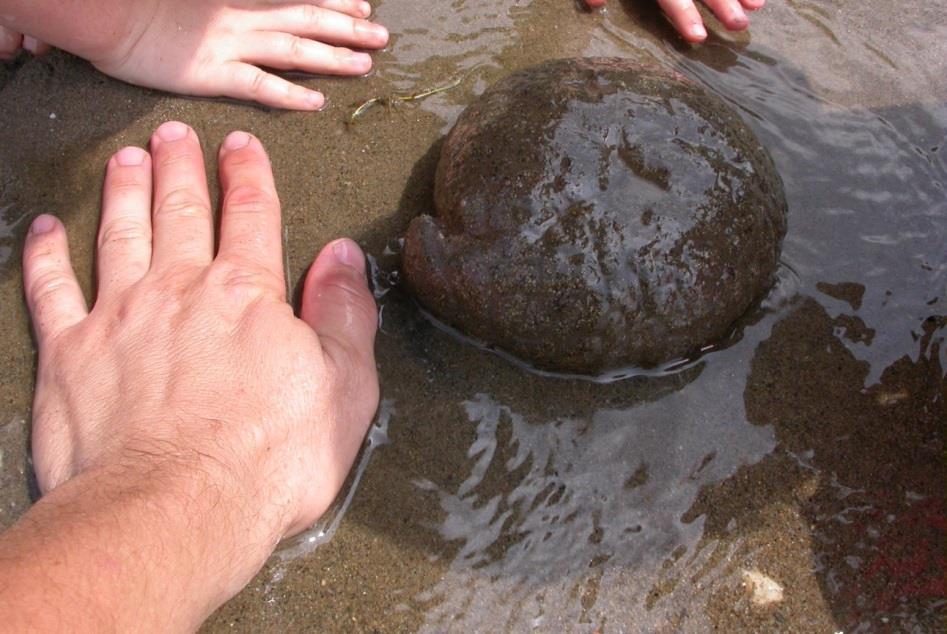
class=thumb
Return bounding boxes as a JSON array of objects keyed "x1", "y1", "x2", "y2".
[{"x1": 301, "y1": 238, "x2": 378, "y2": 371}]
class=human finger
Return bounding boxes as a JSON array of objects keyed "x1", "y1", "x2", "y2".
[
  {"x1": 216, "y1": 131, "x2": 284, "y2": 285},
  {"x1": 700, "y1": 0, "x2": 749, "y2": 30},
  {"x1": 740, "y1": 0, "x2": 765, "y2": 11},
  {"x1": 298, "y1": 0, "x2": 374, "y2": 19},
  {"x1": 240, "y1": 32, "x2": 373, "y2": 77},
  {"x1": 96, "y1": 147, "x2": 153, "y2": 300},
  {"x1": 300, "y1": 239, "x2": 378, "y2": 371},
  {"x1": 22, "y1": 215, "x2": 88, "y2": 347},
  {"x1": 0, "y1": 25, "x2": 23, "y2": 60},
  {"x1": 148, "y1": 122, "x2": 214, "y2": 270},
  {"x1": 584, "y1": 0, "x2": 607, "y2": 7},
  {"x1": 215, "y1": 62, "x2": 326, "y2": 110},
  {"x1": 657, "y1": 0, "x2": 708, "y2": 41},
  {"x1": 23, "y1": 36, "x2": 52, "y2": 56},
  {"x1": 253, "y1": 4, "x2": 389, "y2": 49}
]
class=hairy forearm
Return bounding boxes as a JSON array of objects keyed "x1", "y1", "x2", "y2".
[
  {"x1": 0, "y1": 458, "x2": 282, "y2": 631},
  {"x1": 0, "y1": 0, "x2": 148, "y2": 60}
]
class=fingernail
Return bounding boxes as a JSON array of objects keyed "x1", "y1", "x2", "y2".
[
  {"x1": 357, "y1": 22, "x2": 388, "y2": 42},
  {"x1": 346, "y1": 51, "x2": 373, "y2": 69},
  {"x1": 331, "y1": 239, "x2": 366, "y2": 274},
  {"x1": 731, "y1": 7, "x2": 748, "y2": 26},
  {"x1": 155, "y1": 121, "x2": 189, "y2": 142},
  {"x1": 223, "y1": 131, "x2": 251, "y2": 151},
  {"x1": 692, "y1": 23, "x2": 707, "y2": 39},
  {"x1": 305, "y1": 91, "x2": 326, "y2": 110},
  {"x1": 114, "y1": 146, "x2": 146, "y2": 166},
  {"x1": 359, "y1": 1, "x2": 372, "y2": 17},
  {"x1": 30, "y1": 214, "x2": 57, "y2": 235}
]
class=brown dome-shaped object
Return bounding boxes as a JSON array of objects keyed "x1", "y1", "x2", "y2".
[{"x1": 403, "y1": 58, "x2": 787, "y2": 375}]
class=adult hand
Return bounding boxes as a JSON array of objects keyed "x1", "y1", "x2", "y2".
[
  {"x1": 27, "y1": 120, "x2": 379, "y2": 528},
  {"x1": 583, "y1": 0, "x2": 765, "y2": 42},
  {"x1": 0, "y1": 0, "x2": 389, "y2": 110},
  {"x1": 9, "y1": 122, "x2": 379, "y2": 629}
]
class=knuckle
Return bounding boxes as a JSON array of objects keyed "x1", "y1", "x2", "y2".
[
  {"x1": 155, "y1": 186, "x2": 211, "y2": 220},
  {"x1": 23, "y1": 242, "x2": 57, "y2": 269},
  {"x1": 300, "y1": 4, "x2": 323, "y2": 26},
  {"x1": 214, "y1": 261, "x2": 284, "y2": 295},
  {"x1": 324, "y1": 277, "x2": 377, "y2": 320},
  {"x1": 225, "y1": 185, "x2": 277, "y2": 216},
  {"x1": 98, "y1": 218, "x2": 150, "y2": 249},
  {"x1": 317, "y1": 279, "x2": 379, "y2": 340},
  {"x1": 108, "y1": 170, "x2": 148, "y2": 192},
  {"x1": 286, "y1": 35, "x2": 306, "y2": 62},
  {"x1": 246, "y1": 68, "x2": 270, "y2": 96},
  {"x1": 156, "y1": 145, "x2": 197, "y2": 170},
  {"x1": 28, "y1": 268, "x2": 71, "y2": 305},
  {"x1": 324, "y1": 333, "x2": 378, "y2": 397},
  {"x1": 152, "y1": 264, "x2": 202, "y2": 295},
  {"x1": 333, "y1": 46, "x2": 355, "y2": 64}
]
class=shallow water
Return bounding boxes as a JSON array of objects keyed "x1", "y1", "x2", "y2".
[{"x1": 0, "y1": 0, "x2": 944, "y2": 631}]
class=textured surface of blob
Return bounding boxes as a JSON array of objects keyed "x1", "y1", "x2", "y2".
[{"x1": 403, "y1": 58, "x2": 787, "y2": 374}]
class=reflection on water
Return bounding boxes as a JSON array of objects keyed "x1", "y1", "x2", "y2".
[
  {"x1": 375, "y1": 0, "x2": 523, "y2": 70},
  {"x1": 412, "y1": 367, "x2": 777, "y2": 631}
]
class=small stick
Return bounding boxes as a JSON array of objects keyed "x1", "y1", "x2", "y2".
[{"x1": 347, "y1": 67, "x2": 479, "y2": 126}]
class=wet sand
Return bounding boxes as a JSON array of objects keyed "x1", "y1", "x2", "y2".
[{"x1": 1, "y1": 0, "x2": 944, "y2": 631}]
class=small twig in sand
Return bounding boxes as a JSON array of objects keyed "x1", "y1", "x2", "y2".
[{"x1": 346, "y1": 67, "x2": 479, "y2": 126}]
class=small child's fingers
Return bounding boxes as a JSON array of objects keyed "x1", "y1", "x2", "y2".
[
  {"x1": 253, "y1": 4, "x2": 389, "y2": 49},
  {"x1": 0, "y1": 25, "x2": 23, "y2": 60},
  {"x1": 241, "y1": 33, "x2": 373, "y2": 77},
  {"x1": 701, "y1": 0, "x2": 749, "y2": 30},
  {"x1": 304, "y1": 0, "x2": 374, "y2": 19},
  {"x1": 220, "y1": 62, "x2": 326, "y2": 111},
  {"x1": 740, "y1": 0, "x2": 765, "y2": 11},
  {"x1": 657, "y1": 0, "x2": 708, "y2": 41}
]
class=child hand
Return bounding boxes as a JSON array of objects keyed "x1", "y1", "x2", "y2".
[
  {"x1": 583, "y1": 0, "x2": 765, "y2": 42},
  {"x1": 93, "y1": 0, "x2": 388, "y2": 110},
  {"x1": 1, "y1": 0, "x2": 388, "y2": 110}
]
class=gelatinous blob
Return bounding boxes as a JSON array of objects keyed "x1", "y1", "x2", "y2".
[{"x1": 404, "y1": 58, "x2": 788, "y2": 374}]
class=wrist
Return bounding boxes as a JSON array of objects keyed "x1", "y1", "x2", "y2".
[
  {"x1": 0, "y1": 0, "x2": 149, "y2": 63},
  {"x1": 0, "y1": 454, "x2": 284, "y2": 632},
  {"x1": 118, "y1": 440, "x2": 291, "y2": 582},
  {"x1": 83, "y1": 447, "x2": 286, "y2": 625}
]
